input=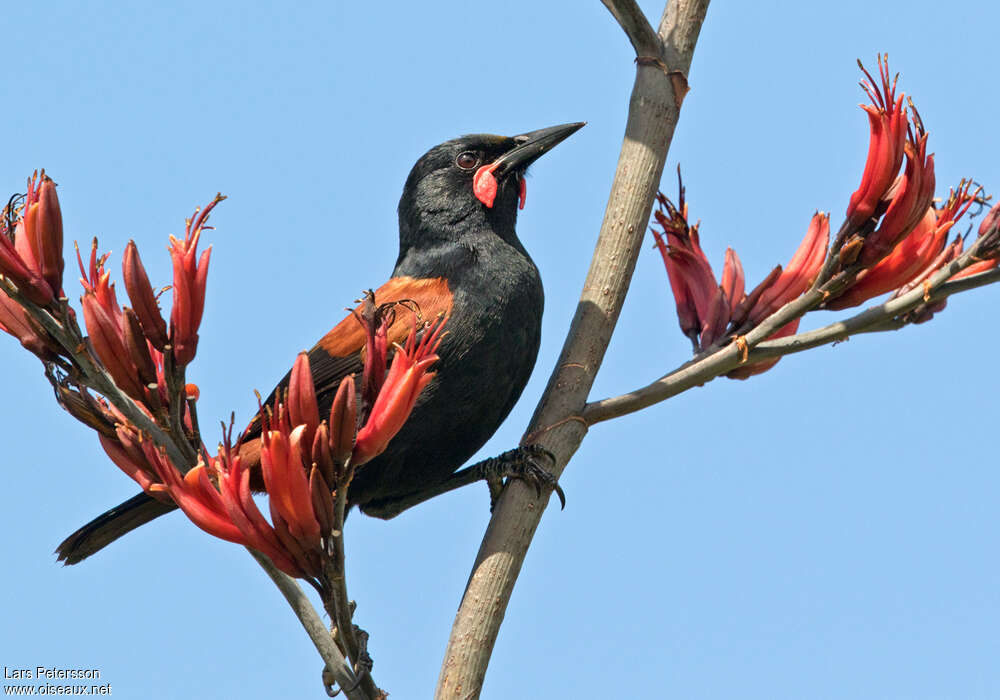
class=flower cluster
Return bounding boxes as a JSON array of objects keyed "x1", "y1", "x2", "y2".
[
  {"x1": 0, "y1": 170, "x2": 446, "y2": 582},
  {"x1": 0, "y1": 173, "x2": 65, "y2": 358},
  {"x1": 0, "y1": 172, "x2": 63, "y2": 307},
  {"x1": 653, "y1": 177, "x2": 828, "y2": 377},
  {"x1": 139, "y1": 307, "x2": 445, "y2": 578},
  {"x1": 827, "y1": 180, "x2": 979, "y2": 310},
  {"x1": 822, "y1": 54, "x2": 999, "y2": 307},
  {"x1": 0, "y1": 180, "x2": 219, "y2": 377},
  {"x1": 654, "y1": 57, "x2": 1000, "y2": 380}
]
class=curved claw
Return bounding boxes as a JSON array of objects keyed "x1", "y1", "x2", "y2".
[{"x1": 509, "y1": 444, "x2": 566, "y2": 509}]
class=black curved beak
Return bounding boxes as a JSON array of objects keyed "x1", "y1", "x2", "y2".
[{"x1": 493, "y1": 122, "x2": 585, "y2": 177}]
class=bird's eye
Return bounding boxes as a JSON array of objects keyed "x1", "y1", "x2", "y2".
[{"x1": 455, "y1": 152, "x2": 479, "y2": 170}]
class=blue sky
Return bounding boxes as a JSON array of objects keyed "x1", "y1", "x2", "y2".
[{"x1": 2, "y1": 2, "x2": 1000, "y2": 698}]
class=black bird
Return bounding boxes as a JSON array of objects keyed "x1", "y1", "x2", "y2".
[{"x1": 57, "y1": 122, "x2": 584, "y2": 564}]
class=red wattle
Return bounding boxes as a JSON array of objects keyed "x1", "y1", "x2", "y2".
[
  {"x1": 518, "y1": 178, "x2": 526, "y2": 210},
  {"x1": 473, "y1": 166, "x2": 498, "y2": 208}
]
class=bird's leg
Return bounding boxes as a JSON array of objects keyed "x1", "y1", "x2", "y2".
[{"x1": 358, "y1": 445, "x2": 564, "y2": 520}]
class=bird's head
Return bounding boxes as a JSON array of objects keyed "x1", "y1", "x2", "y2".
[{"x1": 397, "y1": 122, "x2": 584, "y2": 254}]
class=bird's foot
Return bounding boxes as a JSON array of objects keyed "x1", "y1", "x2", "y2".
[
  {"x1": 321, "y1": 625, "x2": 374, "y2": 697},
  {"x1": 352, "y1": 625, "x2": 373, "y2": 677},
  {"x1": 479, "y1": 445, "x2": 565, "y2": 510}
]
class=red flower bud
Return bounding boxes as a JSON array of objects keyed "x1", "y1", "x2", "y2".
[
  {"x1": 81, "y1": 290, "x2": 145, "y2": 401},
  {"x1": 720, "y1": 248, "x2": 745, "y2": 312},
  {"x1": 287, "y1": 352, "x2": 320, "y2": 448},
  {"x1": 328, "y1": 374, "x2": 357, "y2": 469},
  {"x1": 28, "y1": 173, "x2": 64, "y2": 297},
  {"x1": 311, "y1": 422, "x2": 336, "y2": 488},
  {"x1": 122, "y1": 307, "x2": 158, "y2": 387},
  {"x1": 122, "y1": 240, "x2": 169, "y2": 350},
  {"x1": 309, "y1": 465, "x2": 335, "y2": 536},
  {"x1": 977, "y1": 201, "x2": 1000, "y2": 239},
  {"x1": 748, "y1": 213, "x2": 829, "y2": 323}
]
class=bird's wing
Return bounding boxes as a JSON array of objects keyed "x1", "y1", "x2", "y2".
[{"x1": 241, "y1": 275, "x2": 453, "y2": 442}]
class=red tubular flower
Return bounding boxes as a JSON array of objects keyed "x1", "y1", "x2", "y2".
[
  {"x1": 144, "y1": 433, "x2": 310, "y2": 578},
  {"x1": 846, "y1": 56, "x2": 908, "y2": 228},
  {"x1": 122, "y1": 240, "x2": 169, "y2": 351},
  {"x1": 747, "y1": 213, "x2": 830, "y2": 323},
  {"x1": 148, "y1": 452, "x2": 245, "y2": 545},
  {"x1": 652, "y1": 190, "x2": 736, "y2": 348},
  {"x1": 353, "y1": 316, "x2": 446, "y2": 465},
  {"x1": 169, "y1": 196, "x2": 221, "y2": 365},
  {"x1": 859, "y1": 128, "x2": 935, "y2": 266},
  {"x1": 260, "y1": 423, "x2": 322, "y2": 547},
  {"x1": 209, "y1": 401, "x2": 327, "y2": 576},
  {"x1": 655, "y1": 238, "x2": 716, "y2": 343},
  {"x1": 216, "y1": 444, "x2": 310, "y2": 577}
]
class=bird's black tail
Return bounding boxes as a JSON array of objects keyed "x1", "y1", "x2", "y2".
[{"x1": 56, "y1": 493, "x2": 177, "y2": 565}]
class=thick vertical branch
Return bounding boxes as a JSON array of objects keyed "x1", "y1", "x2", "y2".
[{"x1": 433, "y1": 2, "x2": 710, "y2": 698}]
